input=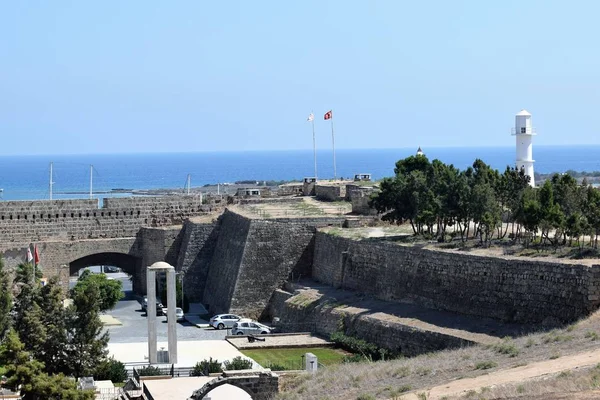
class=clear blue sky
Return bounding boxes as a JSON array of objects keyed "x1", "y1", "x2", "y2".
[{"x1": 1, "y1": 1, "x2": 599, "y2": 155}]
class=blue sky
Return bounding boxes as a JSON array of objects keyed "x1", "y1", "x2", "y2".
[{"x1": 1, "y1": 1, "x2": 599, "y2": 155}]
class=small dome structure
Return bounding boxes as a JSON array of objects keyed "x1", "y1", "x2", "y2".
[
  {"x1": 149, "y1": 261, "x2": 174, "y2": 270},
  {"x1": 516, "y1": 109, "x2": 531, "y2": 116}
]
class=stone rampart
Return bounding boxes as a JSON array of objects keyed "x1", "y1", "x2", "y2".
[
  {"x1": 315, "y1": 184, "x2": 346, "y2": 201},
  {"x1": 0, "y1": 196, "x2": 215, "y2": 247},
  {"x1": 313, "y1": 232, "x2": 600, "y2": 324},
  {"x1": 268, "y1": 288, "x2": 474, "y2": 356},
  {"x1": 176, "y1": 219, "x2": 220, "y2": 302},
  {"x1": 202, "y1": 210, "x2": 345, "y2": 317}
]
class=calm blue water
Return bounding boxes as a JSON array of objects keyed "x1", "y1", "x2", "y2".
[{"x1": 1, "y1": 146, "x2": 599, "y2": 201}]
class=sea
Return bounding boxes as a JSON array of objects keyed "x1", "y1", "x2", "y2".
[{"x1": 0, "y1": 146, "x2": 599, "y2": 202}]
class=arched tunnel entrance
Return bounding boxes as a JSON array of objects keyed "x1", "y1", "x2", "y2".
[{"x1": 69, "y1": 252, "x2": 142, "y2": 293}]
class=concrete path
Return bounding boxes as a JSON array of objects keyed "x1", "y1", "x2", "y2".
[
  {"x1": 401, "y1": 347, "x2": 600, "y2": 399},
  {"x1": 108, "y1": 340, "x2": 256, "y2": 368},
  {"x1": 100, "y1": 314, "x2": 122, "y2": 326}
]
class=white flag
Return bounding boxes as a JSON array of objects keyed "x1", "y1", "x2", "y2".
[
  {"x1": 307, "y1": 113, "x2": 314, "y2": 122},
  {"x1": 27, "y1": 247, "x2": 33, "y2": 263}
]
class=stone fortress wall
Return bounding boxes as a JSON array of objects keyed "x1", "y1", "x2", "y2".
[
  {"x1": 0, "y1": 196, "x2": 219, "y2": 246},
  {"x1": 312, "y1": 232, "x2": 600, "y2": 324},
  {"x1": 3, "y1": 195, "x2": 600, "y2": 331},
  {"x1": 200, "y1": 210, "x2": 346, "y2": 318}
]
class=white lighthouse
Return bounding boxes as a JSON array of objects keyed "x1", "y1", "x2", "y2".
[{"x1": 512, "y1": 109, "x2": 536, "y2": 187}]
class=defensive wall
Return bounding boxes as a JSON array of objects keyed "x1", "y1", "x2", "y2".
[
  {"x1": 268, "y1": 287, "x2": 477, "y2": 357},
  {"x1": 312, "y1": 232, "x2": 600, "y2": 324},
  {"x1": 0, "y1": 196, "x2": 216, "y2": 294},
  {"x1": 0, "y1": 196, "x2": 217, "y2": 244},
  {"x1": 201, "y1": 210, "x2": 345, "y2": 317}
]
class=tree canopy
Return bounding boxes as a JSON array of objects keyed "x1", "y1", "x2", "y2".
[
  {"x1": 71, "y1": 269, "x2": 123, "y2": 312},
  {"x1": 371, "y1": 155, "x2": 600, "y2": 249}
]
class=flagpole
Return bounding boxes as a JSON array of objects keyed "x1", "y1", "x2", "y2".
[
  {"x1": 331, "y1": 116, "x2": 337, "y2": 180},
  {"x1": 312, "y1": 116, "x2": 318, "y2": 181}
]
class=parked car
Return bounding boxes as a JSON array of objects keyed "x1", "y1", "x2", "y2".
[
  {"x1": 209, "y1": 314, "x2": 242, "y2": 330},
  {"x1": 232, "y1": 319, "x2": 272, "y2": 335},
  {"x1": 141, "y1": 297, "x2": 164, "y2": 315}
]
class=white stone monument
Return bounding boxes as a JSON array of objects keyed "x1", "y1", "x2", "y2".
[
  {"x1": 512, "y1": 109, "x2": 536, "y2": 187},
  {"x1": 146, "y1": 261, "x2": 177, "y2": 364},
  {"x1": 305, "y1": 352, "x2": 318, "y2": 373}
]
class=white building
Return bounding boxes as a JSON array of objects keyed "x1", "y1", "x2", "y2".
[{"x1": 512, "y1": 109, "x2": 536, "y2": 186}]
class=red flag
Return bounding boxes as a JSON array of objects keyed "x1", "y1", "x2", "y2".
[
  {"x1": 324, "y1": 110, "x2": 332, "y2": 120},
  {"x1": 34, "y1": 245, "x2": 40, "y2": 265}
]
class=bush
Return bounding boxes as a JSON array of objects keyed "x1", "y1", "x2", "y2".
[
  {"x1": 137, "y1": 366, "x2": 163, "y2": 376},
  {"x1": 474, "y1": 361, "x2": 497, "y2": 370},
  {"x1": 330, "y1": 331, "x2": 392, "y2": 361},
  {"x1": 191, "y1": 358, "x2": 223, "y2": 376},
  {"x1": 94, "y1": 357, "x2": 128, "y2": 383},
  {"x1": 356, "y1": 394, "x2": 375, "y2": 400},
  {"x1": 491, "y1": 339, "x2": 520, "y2": 357},
  {"x1": 266, "y1": 363, "x2": 289, "y2": 371},
  {"x1": 224, "y1": 356, "x2": 253, "y2": 371}
]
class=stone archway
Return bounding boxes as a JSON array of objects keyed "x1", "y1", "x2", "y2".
[
  {"x1": 190, "y1": 371, "x2": 278, "y2": 400},
  {"x1": 69, "y1": 252, "x2": 140, "y2": 277}
]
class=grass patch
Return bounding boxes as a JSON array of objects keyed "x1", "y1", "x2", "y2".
[{"x1": 241, "y1": 347, "x2": 348, "y2": 370}]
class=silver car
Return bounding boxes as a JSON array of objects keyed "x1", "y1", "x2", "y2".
[
  {"x1": 209, "y1": 314, "x2": 242, "y2": 330},
  {"x1": 232, "y1": 320, "x2": 271, "y2": 335}
]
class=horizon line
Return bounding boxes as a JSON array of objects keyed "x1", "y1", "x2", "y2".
[{"x1": 1, "y1": 143, "x2": 599, "y2": 158}]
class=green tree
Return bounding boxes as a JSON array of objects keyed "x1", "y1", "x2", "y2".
[
  {"x1": 71, "y1": 270, "x2": 123, "y2": 312},
  {"x1": 37, "y1": 277, "x2": 69, "y2": 375},
  {"x1": 66, "y1": 282, "x2": 109, "y2": 378},
  {"x1": 0, "y1": 329, "x2": 93, "y2": 400},
  {"x1": 12, "y1": 263, "x2": 46, "y2": 356},
  {"x1": 0, "y1": 259, "x2": 12, "y2": 339},
  {"x1": 94, "y1": 357, "x2": 128, "y2": 383}
]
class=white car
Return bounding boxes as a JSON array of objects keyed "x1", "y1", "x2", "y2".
[
  {"x1": 231, "y1": 319, "x2": 272, "y2": 335},
  {"x1": 163, "y1": 307, "x2": 185, "y2": 322},
  {"x1": 175, "y1": 307, "x2": 185, "y2": 322},
  {"x1": 209, "y1": 314, "x2": 242, "y2": 330}
]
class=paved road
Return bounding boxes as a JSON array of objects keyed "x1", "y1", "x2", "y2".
[{"x1": 100, "y1": 277, "x2": 227, "y2": 343}]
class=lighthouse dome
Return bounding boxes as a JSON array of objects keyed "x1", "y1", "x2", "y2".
[{"x1": 516, "y1": 109, "x2": 531, "y2": 116}]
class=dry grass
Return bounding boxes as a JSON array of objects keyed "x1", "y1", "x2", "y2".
[
  {"x1": 276, "y1": 314, "x2": 600, "y2": 400},
  {"x1": 445, "y1": 363, "x2": 600, "y2": 399}
]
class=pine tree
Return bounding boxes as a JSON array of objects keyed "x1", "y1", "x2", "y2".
[
  {"x1": 66, "y1": 282, "x2": 109, "y2": 378},
  {"x1": 12, "y1": 263, "x2": 47, "y2": 355},
  {"x1": 0, "y1": 259, "x2": 12, "y2": 339},
  {"x1": 37, "y1": 277, "x2": 69, "y2": 375}
]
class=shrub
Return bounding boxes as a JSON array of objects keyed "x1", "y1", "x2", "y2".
[
  {"x1": 585, "y1": 331, "x2": 599, "y2": 341},
  {"x1": 267, "y1": 363, "x2": 289, "y2": 371},
  {"x1": 398, "y1": 384, "x2": 411, "y2": 393},
  {"x1": 191, "y1": 357, "x2": 223, "y2": 376},
  {"x1": 137, "y1": 366, "x2": 162, "y2": 376},
  {"x1": 224, "y1": 356, "x2": 253, "y2": 371},
  {"x1": 356, "y1": 394, "x2": 375, "y2": 400},
  {"x1": 474, "y1": 361, "x2": 497, "y2": 370},
  {"x1": 330, "y1": 331, "x2": 392, "y2": 361},
  {"x1": 94, "y1": 357, "x2": 128, "y2": 383},
  {"x1": 492, "y1": 339, "x2": 520, "y2": 357}
]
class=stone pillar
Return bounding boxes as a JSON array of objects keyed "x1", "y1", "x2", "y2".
[
  {"x1": 146, "y1": 268, "x2": 157, "y2": 364},
  {"x1": 166, "y1": 268, "x2": 178, "y2": 363}
]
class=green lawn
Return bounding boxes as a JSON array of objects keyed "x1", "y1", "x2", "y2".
[{"x1": 242, "y1": 347, "x2": 348, "y2": 370}]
